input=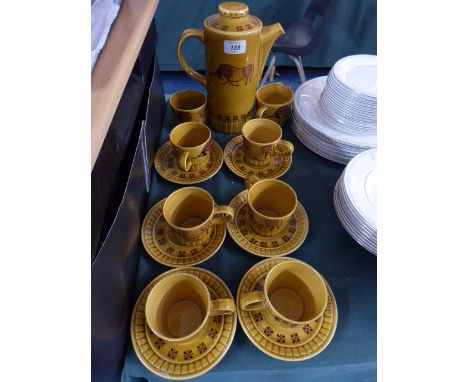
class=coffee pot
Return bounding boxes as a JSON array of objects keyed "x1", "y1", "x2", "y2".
[{"x1": 178, "y1": 2, "x2": 284, "y2": 134}]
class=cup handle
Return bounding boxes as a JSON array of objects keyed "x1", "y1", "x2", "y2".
[
  {"x1": 276, "y1": 140, "x2": 294, "y2": 156},
  {"x1": 210, "y1": 298, "x2": 236, "y2": 316},
  {"x1": 244, "y1": 174, "x2": 260, "y2": 189},
  {"x1": 177, "y1": 151, "x2": 191, "y2": 171},
  {"x1": 255, "y1": 106, "x2": 268, "y2": 118},
  {"x1": 212, "y1": 205, "x2": 235, "y2": 225},
  {"x1": 240, "y1": 291, "x2": 266, "y2": 311}
]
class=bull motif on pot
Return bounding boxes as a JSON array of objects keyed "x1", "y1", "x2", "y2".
[{"x1": 213, "y1": 64, "x2": 254, "y2": 86}]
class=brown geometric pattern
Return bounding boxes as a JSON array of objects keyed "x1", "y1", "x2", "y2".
[
  {"x1": 154, "y1": 140, "x2": 223, "y2": 185},
  {"x1": 131, "y1": 268, "x2": 237, "y2": 379},
  {"x1": 208, "y1": 110, "x2": 252, "y2": 134},
  {"x1": 227, "y1": 191, "x2": 308, "y2": 257},
  {"x1": 206, "y1": 16, "x2": 260, "y2": 33},
  {"x1": 236, "y1": 258, "x2": 337, "y2": 361}
]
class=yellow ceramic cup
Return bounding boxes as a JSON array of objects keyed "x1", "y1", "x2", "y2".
[
  {"x1": 241, "y1": 118, "x2": 294, "y2": 168},
  {"x1": 243, "y1": 174, "x2": 297, "y2": 237},
  {"x1": 146, "y1": 273, "x2": 235, "y2": 343},
  {"x1": 169, "y1": 122, "x2": 212, "y2": 172},
  {"x1": 255, "y1": 82, "x2": 294, "y2": 127},
  {"x1": 163, "y1": 187, "x2": 235, "y2": 246},
  {"x1": 240, "y1": 261, "x2": 328, "y2": 327},
  {"x1": 170, "y1": 89, "x2": 206, "y2": 124}
]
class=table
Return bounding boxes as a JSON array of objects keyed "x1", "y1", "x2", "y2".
[{"x1": 121, "y1": 106, "x2": 377, "y2": 381}]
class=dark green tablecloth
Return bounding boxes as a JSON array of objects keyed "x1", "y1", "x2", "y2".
[
  {"x1": 121, "y1": 98, "x2": 376, "y2": 381},
  {"x1": 155, "y1": 0, "x2": 377, "y2": 71}
]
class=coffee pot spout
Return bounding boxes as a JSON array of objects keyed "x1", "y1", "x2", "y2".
[{"x1": 258, "y1": 23, "x2": 285, "y2": 86}]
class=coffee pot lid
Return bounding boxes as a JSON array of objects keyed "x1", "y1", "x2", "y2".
[
  {"x1": 205, "y1": 2, "x2": 261, "y2": 33},
  {"x1": 218, "y1": 2, "x2": 249, "y2": 17}
]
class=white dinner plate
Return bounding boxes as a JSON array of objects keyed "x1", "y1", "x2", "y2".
[
  {"x1": 331, "y1": 55, "x2": 377, "y2": 98},
  {"x1": 335, "y1": 182, "x2": 376, "y2": 245},
  {"x1": 326, "y1": 74, "x2": 377, "y2": 107},
  {"x1": 343, "y1": 148, "x2": 377, "y2": 228},
  {"x1": 293, "y1": 77, "x2": 377, "y2": 148},
  {"x1": 334, "y1": 169, "x2": 377, "y2": 255},
  {"x1": 291, "y1": 116, "x2": 362, "y2": 164}
]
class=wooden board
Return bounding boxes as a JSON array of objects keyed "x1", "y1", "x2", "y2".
[{"x1": 91, "y1": 0, "x2": 159, "y2": 169}]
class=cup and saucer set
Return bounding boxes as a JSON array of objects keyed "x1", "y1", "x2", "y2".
[
  {"x1": 141, "y1": 186, "x2": 234, "y2": 267},
  {"x1": 131, "y1": 267, "x2": 237, "y2": 379},
  {"x1": 227, "y1": 174, "x2": 309, "y2": 257},
  {"x1": 224, "y1": 82, "x2": 295, "y2": 180},
  {"x1": 154, "y1": 91, "x2": 225, "y2": 185},
  {"x1": 237, "y1": 257, "x2": 338, "y2": 361}
]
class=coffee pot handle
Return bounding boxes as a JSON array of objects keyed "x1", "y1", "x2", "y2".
[{"x1": 178, "y1": 29, "x2": 207, "y2": 87}]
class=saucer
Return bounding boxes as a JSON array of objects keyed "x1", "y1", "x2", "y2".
[
  {"x1": 227, "y1": 190, "x2": 308, "y2": 257},
  {"x1": 154, "y1": 139, "x2": 223, "y2": 185},
  {"x1": 131, "y1": 267, "x2": 237, "y2": 380},
  {"x1": 224, "y1": 135, "x2": 292, "y2": 179},
  {"x1": 141, "y1": 199, "x2": 226, "y2": 267},
  {"x1": 237, "y1": 257, "x2": 337, "y2": 361}
]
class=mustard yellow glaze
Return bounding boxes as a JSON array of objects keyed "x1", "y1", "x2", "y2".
[{"x1": 178, "y1": 2, "x2": 284, "y2": 134}]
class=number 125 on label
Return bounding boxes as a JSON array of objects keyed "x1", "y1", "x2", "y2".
[{"x1": 224, "y1": 40, "x2": 247, "y2": 55}]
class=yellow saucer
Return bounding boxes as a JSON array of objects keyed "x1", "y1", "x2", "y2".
[
  {"x1": 227, "y1": 190, "x2": 308, "y2": 257},
  {"x1": 131, "y1": 267, "x2": 237, "y2": 380},
  {"x1": 224, "y1": 135, "x2": 292, "y2": 179},
  {"x1": 141, "y1": 199, "x2": 226, "y2": 267},
  {"x1": 237, "y1": 257, "x2": 338, "y2": 361},
  {"x1": 155, "y1": 139, "x2": 223, "y2": 185}
]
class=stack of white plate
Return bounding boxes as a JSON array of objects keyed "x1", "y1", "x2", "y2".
[
  {"x1": 291, "y1": 76, "x2": 376, "y2": 164},
  {"x1": 334, "y1": 148, "x2": 377, "y2": 255},
  {"x1": 318, "y1": 55, "x2": 376, "y2": 134}
]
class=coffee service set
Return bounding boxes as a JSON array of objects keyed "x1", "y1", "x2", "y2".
[{"x1": 132, "y1": 3, "x2": 337, "y2": 379}]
